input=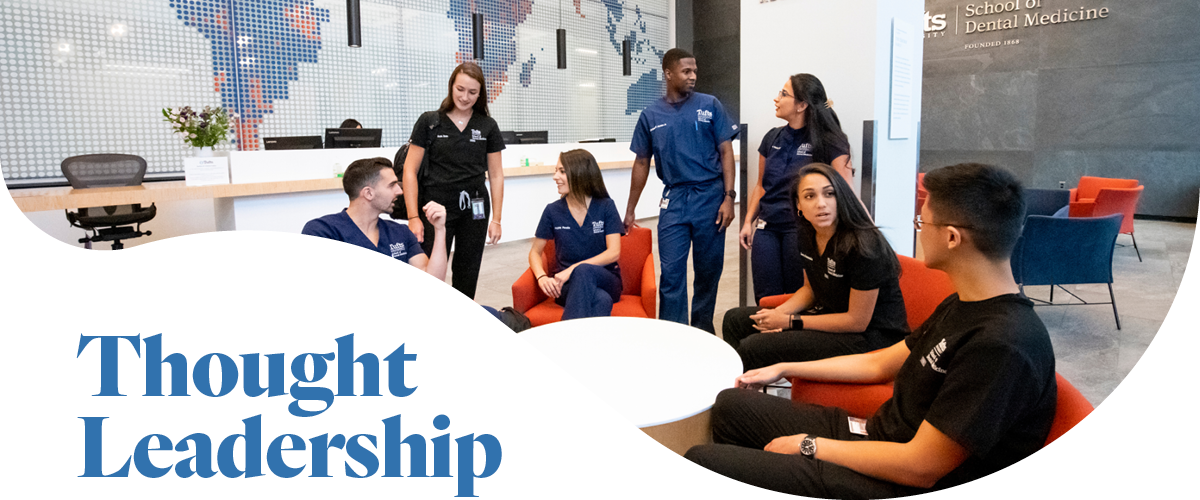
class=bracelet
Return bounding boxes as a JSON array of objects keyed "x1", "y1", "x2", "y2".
[
  {"x1": 536, "y1": 274, "x2": 547, "y2": 281},
  {"x1": 490, "y1": 220, "x2": 501, "y2": 226},
  {"x1": 408, "y1": 216, "x2": 420, "y2": 220}
]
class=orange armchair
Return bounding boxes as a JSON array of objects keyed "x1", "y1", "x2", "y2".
[
  {"x1": 1088, "y1": 185, "x2": 1145, "y2": 262},
  {"x1": 1068, "y1": 176, "x2": 1138, "y2": 218},
  {"x1": 916, "y1": 172, "x2": 928, "y2": 213},
  {"x1": 789, "y1": 372, "x2": 1093, "y2": 447},
  {"x1": 760, "y1": 255, "x2": 956, "y2": 332},
  {"x1": 511, "y1": 226, "x2": 656, "y2": 326}
]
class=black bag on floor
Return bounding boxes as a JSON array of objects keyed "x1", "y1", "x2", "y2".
[{"x1": 496, "y1": 306, "x2": 532, "y2": 333}]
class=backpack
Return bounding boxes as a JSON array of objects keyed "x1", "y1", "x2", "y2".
[
  {"x1": 495, "y1": 306, "x2": 532, "y2": 333},
  {"x1": 390, "y1": 112, "x2": 438, "y2": 220}
]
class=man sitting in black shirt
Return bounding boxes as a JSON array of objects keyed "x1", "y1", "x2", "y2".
[{"x1": 685, "y1": 163, "x2": 1057, "y2": 499}]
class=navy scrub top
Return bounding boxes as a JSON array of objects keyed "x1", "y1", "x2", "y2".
[
  {"x1": 630, "y1": 92, "x2": 739, "y2": 187},
  {"x1": 535, "y1": 197, "x2": 624, "y2": 278},
  {"x1": 757, "y1": 125, "x2": 850, "y2": 227},
  {"x1": 302, "y1": 209, "x2": 422, "y2": 264}
]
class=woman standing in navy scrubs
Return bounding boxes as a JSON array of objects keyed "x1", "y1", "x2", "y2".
[
  {"x1": 529, "y1": 149, "x2": 624, "y2": 320},
  {"x1": 723, "y1": 163, "x2": 907, "y2": 371},
  {"x1": 402, "y1": 62, "x2": 505, "y2": 299},
  {"x1": 740, "y1": 74, "x2": 851, "y2": 303}
]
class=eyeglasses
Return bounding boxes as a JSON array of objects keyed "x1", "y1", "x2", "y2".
[
  {"x1": 777, "y1": 89, "x2": 793, "y2": 99},
  {"x1": 913, "y1": 215, "x2": 975, "y2": 231}
]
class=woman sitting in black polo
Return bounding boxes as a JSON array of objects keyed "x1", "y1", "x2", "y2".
[{"x1": 722, "y1": 163, "x2": 907, "y2": 371}]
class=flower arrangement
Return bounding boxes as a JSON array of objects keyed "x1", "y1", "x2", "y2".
[{"x1": 161, "y1": 106, "x2": 232, "y2": 148}]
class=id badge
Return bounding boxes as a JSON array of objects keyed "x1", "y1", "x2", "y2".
[
  {"x1": 756, "y1": 219, "x2": 767, "y2": 230},
  {"x1": 659, "y1": 198, "x2": 669, "y2": 209},
  {"x1": 471, "y1": 197, "x2": 486, "y2": 220},
  {"x1": 848, "y1": 417, "x2": 868, "y2": 436}
]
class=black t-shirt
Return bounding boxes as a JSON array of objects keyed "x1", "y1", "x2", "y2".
[
  {"x1": 867, "y1": 293, "x2": 1057, "y2": 491},
  {"x1": 409, "y1": 110, "x2": 505, "y2": 190},
  {"x1": 797, "y1": 227, "x2": 907, "y2": 338}
]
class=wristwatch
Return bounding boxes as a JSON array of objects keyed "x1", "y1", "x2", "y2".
[
  {"x1": 800, "y1": 435, "x2": 818, "y2": 458},
  {"x1": 725, "y1": 189, "x2": 736, "y2": 200}
]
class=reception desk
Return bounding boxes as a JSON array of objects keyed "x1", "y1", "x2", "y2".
[{"x1": 8, "y1": 142, "x2": 738, "y2": 248}]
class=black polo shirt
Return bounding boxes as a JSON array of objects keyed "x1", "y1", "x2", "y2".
[
  {"x1": 409, "y1": 110, "x2": 505, "y2": 190},
  {"x1": 867, "y1": 293, "x2": 1057, "y2": 491},
  {"x1": 797, "y1": 227, "x2": 907, "y2": 338}
]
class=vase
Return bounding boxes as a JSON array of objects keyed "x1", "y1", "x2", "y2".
[{"x1": 195, "y1": 146, "x2": 214, "y2": 157}]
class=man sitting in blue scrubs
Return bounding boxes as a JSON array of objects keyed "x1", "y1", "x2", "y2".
[
  {"x1": 625, "y1": 48, "x2": 739, "y2": 333},
  {"x1": 302, "y1": 157, "x2": 448, "y2": 280}
]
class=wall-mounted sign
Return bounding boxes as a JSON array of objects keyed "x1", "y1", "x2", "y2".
[{"x1": 924, "y1": 1, "x2": 1111, "y2": 41}]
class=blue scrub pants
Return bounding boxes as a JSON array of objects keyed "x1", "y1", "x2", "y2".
[
  {"x1": 555, "y1": 264, "x2": 623, "y2": 320},
  {"x1": 750, "y1": 227, "x2": 803, "y2": 303},
  {"x1": 657, "y1": 181, "x2": 726, "y2": 333}
]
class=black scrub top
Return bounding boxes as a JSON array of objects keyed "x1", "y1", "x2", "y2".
[
  {"x1": 797, "y1": 227, "x2": 908, "y2": 338},
  {"x1": 409, "y1": 110, "x2": 505, "y2": 190}
]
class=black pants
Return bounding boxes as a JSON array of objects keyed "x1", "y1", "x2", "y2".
[
  {"x1": 722, "y1": 306, "x2": 896, "y2": 371},
  {"x1": 419, "y1": 185, "x2": 489, "y2": 299},
  {"x1": 685, "y1": 388, "x2": 922, "y2": 499}
]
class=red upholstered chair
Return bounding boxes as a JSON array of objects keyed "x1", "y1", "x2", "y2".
[
  {"x1": 1087, "y1": 186, "x2": 1145, "y2": 262},
  {"x1": 511, "y1": 226, "x2": 656, "y2": 327},
  {"x1": 788, "y1": 372, "x2": 1093, "y2": 447},
  {"x1": 760, "y1": 255, "x2": 956, "y2": 332},
  {"x1": 1068, "y1": 176, "x2": 1138, "y2": 218}
]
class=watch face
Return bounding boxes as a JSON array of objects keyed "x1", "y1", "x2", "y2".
[{"x1": 801, "y1": 437, "x2": 816, "y2": 456}]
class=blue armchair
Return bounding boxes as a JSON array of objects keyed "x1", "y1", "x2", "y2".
[
  {"x1": 1011, "y1": 213, "x2": 1124, "y2": 329},
  {"x1": 1023, "y1": 188, "x2": 1071, "y2": 217}
]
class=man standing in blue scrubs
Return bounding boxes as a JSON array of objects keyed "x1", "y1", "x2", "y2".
[
  {"x1": 625, "y1": 48, "x2": 739, "y2": 333},
  {"x1": 303, "y1": 157, "x2": 449, "y2": 280}
]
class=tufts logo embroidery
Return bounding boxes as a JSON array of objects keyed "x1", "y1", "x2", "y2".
[
  {"x1": 592, "y1": 221, "x2": 604, "y2": 234},
  {"x1": 797, "y1": 143, "x2": 813, "y2": 157},
  {"x1": 920, "y1": 338, "x2": 949, "y2": 374},
  {"x1": 826, "y1": 257, "x2": 842, "y2": 278},
  {"x1": 389, "y1": 242, "x2": 407, "y2": 259},
  {"x1": 696, "y1": 109, "x2": 713, "y2": 123},
  {"x1": 471, "y1": 129, "x2": 483, "y2": 142}
]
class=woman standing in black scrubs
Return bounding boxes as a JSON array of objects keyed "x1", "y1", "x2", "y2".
[
  {"x1": 402, "y1": 62, "x2": 505, "y2": 299},
  {"x1": 739, "y1": 74, "x2": 851, "y2": 303}
]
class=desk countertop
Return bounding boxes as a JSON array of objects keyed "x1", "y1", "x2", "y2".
[{"x1": 8, "y1": 159, "x2": 644, "y2": 213}]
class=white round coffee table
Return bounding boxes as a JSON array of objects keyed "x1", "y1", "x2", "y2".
[{"x1": 520, "y1": 316, "x2": 743, "y2": 454}]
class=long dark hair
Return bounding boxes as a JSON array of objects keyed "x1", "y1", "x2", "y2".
[
  {"x1": 438, "y1": 62, "x2": 490, "y2": 116},
  {"x1": 559, "y1": 149, "x2": 610, "y2": 200},
  {"x1": 789, "y1": 74, "x2": 850, "y2": 164},
  {"x1": 796, "y1": 163, "x2": 897, "y2": 275}
]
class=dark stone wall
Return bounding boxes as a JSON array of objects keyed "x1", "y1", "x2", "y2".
[
  {"x1": 920, "y1": 0, "x2": 1200, "y2": 218},
  {"x1": 679, "y1": 0, "x2": 740, "y2": 123}
]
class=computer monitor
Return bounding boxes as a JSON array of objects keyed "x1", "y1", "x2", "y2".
[
  {"x1": 325, "y1": 128, "x2": 382, "y2": 149},
  {"x1": 513, "y1": 131, "x2": 548, "y2": 144},
  {"x1": 578, "y1": 137, "x2": 617, "y2": 143},
  {"x1": 500, "y1": 131, "x2": 518, "y2": 145},
  {"x1": 263, "y1": 136, "x2": 323, "y2": 150}
]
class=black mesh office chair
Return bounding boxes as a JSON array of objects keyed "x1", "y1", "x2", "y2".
[{"x1": 61, "y1": 154, "x2": 156, "y2": 250}]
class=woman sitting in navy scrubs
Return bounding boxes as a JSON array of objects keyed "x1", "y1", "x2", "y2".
[
  {"x1": 740, "y1": 74, "x2": 852, "y2": 302},
  {"x1": 722, "y1": 163, "x2": 907, "y2": 371},
  {"x1": 529, "y1": 149, "x2": 624, "y2": 321}
]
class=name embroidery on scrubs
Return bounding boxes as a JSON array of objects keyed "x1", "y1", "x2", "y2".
[
  {"x1": 554, "y1": 225, "x2": 571, "y2": 230},
  {"x1": 800, "y1": 252, "x2": 813, "y2": 261},
  {"x1": 696, "y1": 109, "x2": 713, "y2": 123},
  {"x1": 471, "y1": 129, "x2": 483, "y2": 142},
  {"x1": 592, "y1": 221, "x2": 604, "y2": 234},
  {"x1": 920, "y1": 338, "x2": 949, "y2": 374},
  {"x1": 826, "y1": 257, "x2": 842, "y2": 278},
  {"x1": 650, "y1": 123, "x2": 668, "y2": 132},
  {"x1": 437, "y1": 134, "x2": 449, "y2": 139},
  {"x1": 390, "y1": 242, "x2": 407, "y2": 259},
  {"x1": 797, "y1": 143, "x2": 813, "y2": 157}
]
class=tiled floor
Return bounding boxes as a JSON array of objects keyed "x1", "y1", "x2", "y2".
[{"x1": 461, "y1": 214, "x2": 1195, "y2": 408}]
